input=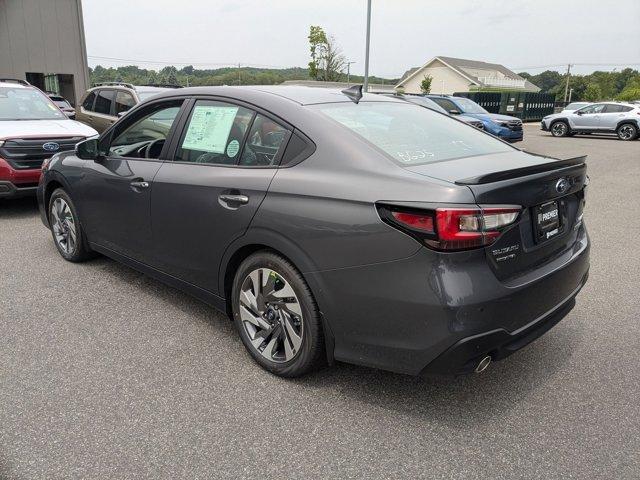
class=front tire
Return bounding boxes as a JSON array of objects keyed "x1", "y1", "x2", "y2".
[
  {"x1": 550, "y1": 120, "x2": 570, "y2": 137},
  {"x1": 231, "y1": 251, "x2": 325, "y2": 377},
  {"x1": 48, "y1": 188, "x2": 93, "y2": 262},
  {"x1": 616, "y1": 123, "x2": 638, "y2": 141}
]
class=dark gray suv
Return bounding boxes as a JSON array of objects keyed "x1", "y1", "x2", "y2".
[{"x1": 37, "y1": 86, "x2": 590, "y2": 378}]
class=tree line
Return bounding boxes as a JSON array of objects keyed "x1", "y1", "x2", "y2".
[
  {"x1": 89, "y1": 64, "x2": 396, "y2": 89},
  {"x1": 518, "y1": 69, "x2": 640, "y2": 102}
]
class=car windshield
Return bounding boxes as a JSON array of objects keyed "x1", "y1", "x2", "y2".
[
  {"x1": 452, "y1": 97, "x2": 488, "y2": 114},
  {"x1": 136, "y1": 89, "x2": 168, "y2": 101},
  {"x1": 565, "y1": 102, "x2": 588, "y2": 110},
  {"x1": 314, "y1": 102, "x2": 513, "y2": 166},
  {"x1": 0, "y1": 87, "x2": 66, "y2": 120}
]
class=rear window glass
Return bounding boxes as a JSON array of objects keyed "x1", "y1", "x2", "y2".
[{"x1": 314, "y1": 102, "x2": 513, "y2": 166}]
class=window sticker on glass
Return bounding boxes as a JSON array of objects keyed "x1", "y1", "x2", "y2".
[
  {"x1": 226, "y1": 139, "x2": 240, "y2": 158},
  {"x1": 182, "y1": 105, "x2": 239, "y2": 153}
]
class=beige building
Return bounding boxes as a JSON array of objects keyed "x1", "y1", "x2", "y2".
[
  {"x1": 396, "y1": 56, "x2": 540, "y2": 95},
  {"x1": 0, "y1": 0, "x2": 90, "y2": 106}
]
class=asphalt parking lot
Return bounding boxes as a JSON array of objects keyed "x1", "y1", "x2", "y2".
[{"x1": 1, "y1": 124, "x2": 639, "y2": 479}]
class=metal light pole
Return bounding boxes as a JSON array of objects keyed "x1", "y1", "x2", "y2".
[
  {"x1": 363, "y1": 0, "x2": 372, "y2": 92},
  {"x1": 562, "y1": 63, "x2": 572, "y2": 104},
  {"x1": 346, "y1": 61, "x2": 356, "y2": 86}
]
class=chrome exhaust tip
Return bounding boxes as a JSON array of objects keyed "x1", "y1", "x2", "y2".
[{"x1": 475, "y1": 355, "x2": 492, "y2": 373}]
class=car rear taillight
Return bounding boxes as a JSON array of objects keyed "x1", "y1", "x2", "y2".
[{"x1": 379, "y1": 205, "x2": 521, "y2": 251}]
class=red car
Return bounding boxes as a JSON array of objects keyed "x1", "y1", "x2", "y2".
[{"x1": 0, "y1": 79, "x2": 96, "y2": 199}]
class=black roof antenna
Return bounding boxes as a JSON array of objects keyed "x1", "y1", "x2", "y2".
[{"x1": 341, "y1": 84, "x2": 363, "y2": 104}]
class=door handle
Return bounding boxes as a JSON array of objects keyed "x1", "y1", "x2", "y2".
[
  {"x1": 219, "y1": 194, "x2": 249, "y2": 205},
  {"x1": 130, "y1": 180, "x2": 149, "y2": 189}
]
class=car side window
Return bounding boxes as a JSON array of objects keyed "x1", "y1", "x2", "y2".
[
  {"x1": 579, "y1": 104, "x2": 605, "y2": 114},
  {"x1": 239, "y1": 114, "x2": 289, "y2": 166},
  {"x1": 94, "y1": 89, "x2": 115, "y2": 115},
  {"x1": 114, "y1": 91, "x2": 136, "y2": 115},
  {"x1": 82, "y1": 92, "x2": 96, "y2": 111},
  {"x1": 108, "y1": 101, "x2": 183, "y2": 159},
  {"x1": 175, "y1": 100, "x2": 254, "y2": 165}
]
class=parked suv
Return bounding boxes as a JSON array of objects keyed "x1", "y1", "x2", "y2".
[
  {"x1": 0, "y1": 79, "x2": 96, "y2": 199},
  {"x1": 76, "y1": 82, "x2": 181, "y2": 133},
  {"x1": 427, "y1": 95, "x2": 524, "y2": 142},
  {"x1": 541, "y1": 102, "x2": 640, "y2": 140}
]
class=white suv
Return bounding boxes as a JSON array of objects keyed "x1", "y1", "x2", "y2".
[
  {"x1": 0, "y1": 79, "x2": 97, "y2": 199},
  {"x1": 541, "y1": 102, "x2": 640, "y2": 140}
]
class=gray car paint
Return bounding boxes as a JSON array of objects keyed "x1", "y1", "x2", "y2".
[{"x1": 38, "y1": 86, "x2": 590, "y2": 375}]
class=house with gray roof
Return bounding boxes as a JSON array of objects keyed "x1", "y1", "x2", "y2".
[{"x1": 396, "y1": 56, "x2": 540, "y2": 95}]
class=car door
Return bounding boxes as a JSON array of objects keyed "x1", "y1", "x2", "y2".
[
  {"x1": 571, "y1": 103, "x2": 605, "y2": 130},
  {"x1": 600, "y1": 104, "x2": 630, "y2": 130},
  {"x1": 76, "y1": 98, "x2": 187, "y2": 264},
  {"x1": 150, "y1": 98, "x2": 291, "y2": 293}
]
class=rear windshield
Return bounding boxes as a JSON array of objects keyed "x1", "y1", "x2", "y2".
[
  {"x1": 0, "y1": 87, "x2": 66, "y2": 120},
  {"x1": 314, "y1": 102, "x2": 513, "y2": 166}
]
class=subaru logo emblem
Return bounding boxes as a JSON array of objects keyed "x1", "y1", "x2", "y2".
[
  {"x1": 555, "y1": 178, "x2": 570, "y2": 194},
  {"x1": 42, "y1": 142, "x2": 60, "y2": 152}
]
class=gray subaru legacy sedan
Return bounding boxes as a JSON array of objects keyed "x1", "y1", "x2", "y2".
[{"x1": 37, "y1": 86, "x2": 589, "y2": 378}]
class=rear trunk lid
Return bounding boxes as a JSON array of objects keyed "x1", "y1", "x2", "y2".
[{"x1": 407, "y1": 151, "x2": 588, "y2": 281}]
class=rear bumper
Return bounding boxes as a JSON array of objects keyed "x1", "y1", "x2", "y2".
[
  {"x1": 421, "y1": 272, "x2": 586, "y2": 375},
  {"x1": 306, "y1": 226, "x2": 590, "y2": 376}
]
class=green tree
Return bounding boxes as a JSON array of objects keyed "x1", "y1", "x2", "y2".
[
  {"x1": 617, "y1": 76, "x2": 640, "y2": 101},
  {"x1": 308, "y1": 26, "x2": 327, "y2": 80},
  {"x1": 420, "y1": 75, "x2": 433, "y2": 94},
  {"x1": 583, "y1": 83, "x2": 602, "y2": 102},
  {"x1": 307, "y1": 26, "x2": 345, "y2": 81}
]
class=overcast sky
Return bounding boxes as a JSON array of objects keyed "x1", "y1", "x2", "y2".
[{"x1": 82, "y1": 0, "x2": 640, "y2": 78}]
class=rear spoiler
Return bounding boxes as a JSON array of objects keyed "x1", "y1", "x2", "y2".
[{"x1": 455, "y1": 156, "x2": 586, "y2": 185}]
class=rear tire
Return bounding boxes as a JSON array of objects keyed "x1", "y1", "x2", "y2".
[
  {"x1": 48, "y1": 188, "x2": 93, "y2": 262},
  {"x1": 616, "y1": 123, "x2": 638, "y2": 141},
  {"x1": 231, "y1": 251, "x2": 325, "y2": 377},
  {"x1": 550, "y1": 120, "x2": 570, "y2": 137}
]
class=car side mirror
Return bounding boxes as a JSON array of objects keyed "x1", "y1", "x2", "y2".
[
  {"x1": 449, "y1": 109, "x2": 460, "y2": 115},
  {"x1": 76, "y1": 138, "x2": 100, "y2": 160},
  {"x1": 576, "y1": 111, "x2": 583, "y2": 116},
  {"x1": 63, "y1": 110, "x2": 75, "y2": 118}
]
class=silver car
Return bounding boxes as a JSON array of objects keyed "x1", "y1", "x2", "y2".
[{"x1": 541, "y1": 102, "x2": 640, "y2": 140}]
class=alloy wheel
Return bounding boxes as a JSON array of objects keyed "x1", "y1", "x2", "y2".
[
  {"x1": 551, "y1": 122, "x2": 567, "y2": 136},
  {"x1": 51, "y1": 198, "x2": 77, "y2": 255},
  {"x1": 618, "y1": 125, "x2": 636, "y2": 140},
  {"x1": 239, "y1": 268, "x2": 304, "y2": 363}
]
